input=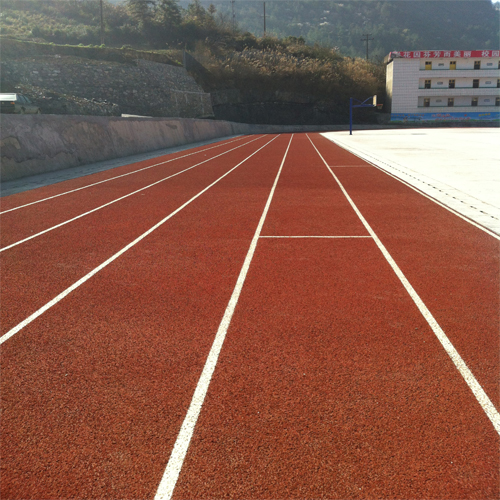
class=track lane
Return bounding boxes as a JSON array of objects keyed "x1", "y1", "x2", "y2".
[
  {"x1": 0, "y1": 136, "x2": 263, "y2": 249},
  {"x1": 0, "y1": 136, "x2": 274, "y2": 336},
  {"x1": 309, "y1": 133, "x2": 500, "y2": 412},
  {"x1": 0, "y1": 135, "x2": 247, "y2": 213},
  {"x1": 171, "y1": 133, "x2": 499, "y2": 498},
  {"x1": 173, "y1": 238, "x2": 499, "y2": 499},
  {"x1": 0, "y1": 135, "x2": 291, "y2": 499},
  {"x1": 261, "y1": 134, "x2": 368, "y2": 237}
]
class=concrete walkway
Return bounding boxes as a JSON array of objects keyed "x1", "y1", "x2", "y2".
[{"x1": 322, "y1": 128, "x2": 500, "y2": 236}]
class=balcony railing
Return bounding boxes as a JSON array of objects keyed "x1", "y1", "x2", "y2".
[{"x1": 419, "y1": 86, "x2": 500, "y2": 90}]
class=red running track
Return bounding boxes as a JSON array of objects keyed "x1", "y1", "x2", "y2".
[{"x1": 1, "y1": 133, "x2": 498, "y2": 499}]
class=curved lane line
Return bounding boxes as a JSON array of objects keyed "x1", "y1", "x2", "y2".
[
  {"x1": 154, "y1": 135, "x2": 294, "y2": 500},
  {"x1": 307, "y1": 133, "x2": 500, "y2": 435},
  {"x1": 0, "y1": 136, "x2": 249, "y2": 214},
  {"x1": 0, "y1": 136, "x2": 264, "y2": 253},
  {"x1": 0, "y1": 135, "x2": 279, "y2": 345}
]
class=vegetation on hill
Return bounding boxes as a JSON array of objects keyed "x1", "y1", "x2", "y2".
[
  {"x1": 195, "y1": 0, "x2": 499, "y2": 60},
  {"x1": 2, "y1": 0, "x2": 498, "y2": 59},
  {"x1": 0, "y1": 0, "x2": 384, "y2": 104}
]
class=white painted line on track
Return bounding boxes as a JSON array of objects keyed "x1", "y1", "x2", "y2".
[
  {"x1": 307, "y1": 133, "x2": 500, "y2": 436},
  {"x1": 154, "y1": 135, "x2": 294, "y2": 500},
  {"x1": 323, "y1": 135, "x2": 500, "y2": 240},
  {"x1": 0, "y1": 135, "x2": 279, "y2": 346},
  {"x1": 259, "y1": 235, "x2": 372, "y2": 238},
  {"x1": 0, "y1": 136, "x2": 249, "y2": 214},
  {"x1": 0, "y1": 136, "x2": 264, "y2": 253}
]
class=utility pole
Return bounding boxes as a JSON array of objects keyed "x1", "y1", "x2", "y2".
[
  {"x1": 100, "y1": 0, "x2": 104, "y2": 45},
  {"x1": 361, "y1": 33, "x2": 373, "y2": 61},
  {"x1": 231, "y1": 0, "x2": 235, "y2": 33},
  {"x1": 263, "y1": 1, "x2": 266, "y2": 37}
]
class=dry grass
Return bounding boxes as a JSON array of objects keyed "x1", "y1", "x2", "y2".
[{"x1": 193, "y1": 42, "x2": 384, "y2": 101}]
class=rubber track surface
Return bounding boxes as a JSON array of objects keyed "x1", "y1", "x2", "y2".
[{"x1": 1, "y1": 134, "x2": 498, "y2": 499}]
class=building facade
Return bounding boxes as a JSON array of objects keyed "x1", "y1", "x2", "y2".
[{"x1": 385, "y1": 50, "x2": 500, "y2": 122}]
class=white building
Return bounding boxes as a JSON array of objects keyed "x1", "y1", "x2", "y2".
[{"x1": 385, "y1": 50, "x2": 500, "y2": 122}]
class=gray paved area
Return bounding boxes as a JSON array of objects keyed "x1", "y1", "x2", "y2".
[{"x1": 322, "y1": 128, "x2": 500, "y2": 237}]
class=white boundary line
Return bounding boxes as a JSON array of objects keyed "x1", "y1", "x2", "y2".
[
  {"x1": 322, "y1": 135, "x2": 500, "y2": 240},
  {"x1": 0, "y1": 136, "x2": 264, "y2": 253},
  {"x1": 0, "y1": 136, "x2": 249, "y2": 214},
  {"x1": 307, "y1": 133, "x2": 500, "y2": 435},
  {"x1": 259, "y1": 235, "x2": 371, "y2": 238},
  {"x1": 0, "y1": 135, "x2": 279, "y2": 346},
  {"x1": 154, "y1": 135, "x2": 294, "y2": 500}
]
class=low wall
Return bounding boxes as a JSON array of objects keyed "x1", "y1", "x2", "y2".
[
  {"x1": 0, "y1": 115, "x2": 258, "y2": 181},
  {"x1": 1, "y1": 114, "x2": 400, "y2": 182}
]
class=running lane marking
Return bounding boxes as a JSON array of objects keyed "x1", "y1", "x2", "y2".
[
  {"x1": 154, "y1": 135, "x2": 294, "y2": 500},
  {"x1": 323, "y1": 136, "x2": 500, "y2": 240},
  {"x1": 0, "y1": 135, "x2": 279, "y2": 345},
  {"x1": 0, "y1": 136, "x2": 264, "y2": 252},
  {"x1": 307, "y1": 134, "x2": 500, "y2": 435},
  {"x1": 0, "y1": 136, "x2": 250, "y2": 214},
  {"x1": 259, "y1": 235, "x2": 372, "y2": 238}
]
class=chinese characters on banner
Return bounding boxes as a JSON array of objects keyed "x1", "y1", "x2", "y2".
[{"x1": 390, "y1": 50, "x2": 500, "y2": 58}]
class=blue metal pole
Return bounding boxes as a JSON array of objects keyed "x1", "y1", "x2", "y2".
[{"x1": 349, "y1": 97, "x2": 353, "y2": 135}]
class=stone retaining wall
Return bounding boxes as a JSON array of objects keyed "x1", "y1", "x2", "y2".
[
  {"x1": 0, "y1": 115, "x2": 251, "y2": 181},
  {"x1": 1, "y1": 56, "x2": 213, "y2": 118}
]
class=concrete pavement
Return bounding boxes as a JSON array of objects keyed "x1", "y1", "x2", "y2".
[{"x1": 322, "y1": 128, "x2": 500, "y2": 236}]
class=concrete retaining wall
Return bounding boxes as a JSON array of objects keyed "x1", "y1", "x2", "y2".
[
  {"x1": 1, "y1": 115, "x2": 363, "y2": 182},
  {"x1": 0, "y1": 115, "x2": 258, "y2": 181}
]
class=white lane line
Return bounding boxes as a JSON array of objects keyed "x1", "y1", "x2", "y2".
[
  {"x1": 259, "y1": 235, "x2": 371, "y2": 238},
  {"x1": 154, "y1": 135, "x2": 294, "y2": 500},
  {"x1": 0, "y1": 136, "x2": 249, "y2": 214},
  {"x1": 307, "y1": 133, "x2": 500, "y2": 435},
  {"x1": 0, "y1": 135, "x2": 279, "y2": 346},
  {"x1": 329, "y1": 165, "x2": 371, "y2": 168},
  {"x1": 0, "y1": 136, "x2": 264, "y2": 253},
  {"x1": 324, "y1": 136, "x2": 500, "y2": 240}
]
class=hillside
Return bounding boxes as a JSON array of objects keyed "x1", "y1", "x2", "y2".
[
  {"x1": 4, "y1": 0, "x2": 494, "y2": 124},
  {"x1": 1, "y1": 1, "x2": 498, "y2": 59},
  {"x1": 185, "y1": 0, "x2": 500, "y2": 60}
]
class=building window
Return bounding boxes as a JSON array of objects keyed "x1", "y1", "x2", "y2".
[
  {"x1": 423, "y1": 98, "x2": 430, "y2": 107},
  {"x1": 450, "y1": 61, "x2": 456, "y2": 70},
  {"x1": 424, "y1": 80, "x2": 431, "y2": 89},
  {"x1": 471, "y1": 97, "x2": 478, "y2": 107},
  {"x1": 496, "y1": 97, "x2": 500, "y2": 107},
  {"x1": 425, "y1": 61, "x2": 432, "y2": 70},
  {"x1": 473, "y1": 79, "x2": 480, "y2": 88},
  {"x1": 474, "y1": 60, "x2": 481, "y2": 70},
  {"x1": 448, "y1": 98, "x2": 454, "y2": 107},
  {"x1": 497, "y1": 79, "x2": 500, "y2": 88},
  {"x1": 449, "y1": 79, "x2": 455, "y2": 88}
]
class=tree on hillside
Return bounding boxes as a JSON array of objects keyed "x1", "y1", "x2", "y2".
[
  {"x1": 153, "y1": 0, "x2": 182, "y2": 46},
  {"x1": 127, "y1": 0, "x2": 155, "y2": 24},
  {"x1": 155, "y1": 0, "x2": 182, "y2": 27}
]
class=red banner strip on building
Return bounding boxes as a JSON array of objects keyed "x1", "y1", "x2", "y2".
[{"x1": 390, "y1": 50, "x2": 500, "y2": 59}]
